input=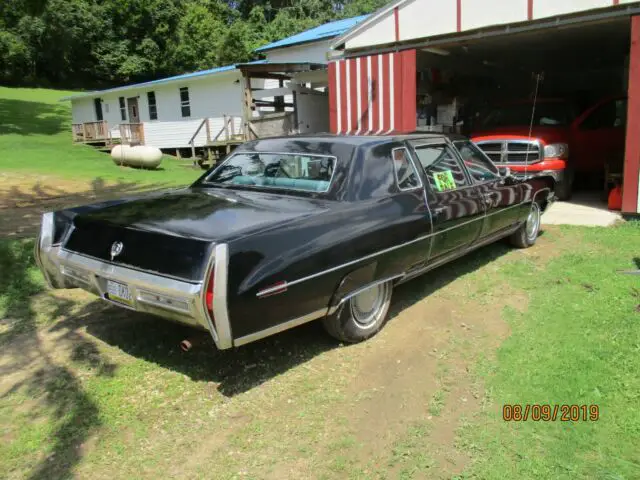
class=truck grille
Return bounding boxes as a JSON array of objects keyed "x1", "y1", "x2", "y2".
[{"x1": 475, "y1": 140, "x2": 542, "y2": 164}]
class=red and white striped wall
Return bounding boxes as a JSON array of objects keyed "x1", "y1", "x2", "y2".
[{"x1": 328, "y1": 49, "x2": 416, "y2": 135}]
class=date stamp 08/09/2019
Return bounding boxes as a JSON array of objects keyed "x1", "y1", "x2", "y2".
[{"x1": 503, "y1": 404, "x2": 600, "y2": 422}]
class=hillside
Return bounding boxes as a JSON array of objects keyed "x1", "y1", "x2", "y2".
[{"x1": 0, "y1": 87, "x2": 202, "y2": 186}]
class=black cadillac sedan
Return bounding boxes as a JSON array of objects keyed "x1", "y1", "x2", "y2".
[{"x1": 35, "y1": 134, "x2": 555, "y2": 349}]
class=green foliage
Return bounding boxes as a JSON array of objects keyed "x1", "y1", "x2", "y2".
[{"x1": 0, "y1": 0, "x2": 385, "y2": 89}]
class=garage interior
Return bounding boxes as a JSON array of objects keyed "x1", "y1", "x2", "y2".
[{"x1": 413, "y1": 16, "x2": 631, "y2": 204}]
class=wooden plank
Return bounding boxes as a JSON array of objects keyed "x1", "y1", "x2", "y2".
[
  {"x1": 252, "y1": 87, "x2": 294, "y2": 99},
  {"x1": 249, "y1": 73, "x2": 292, "y2": 82},
  {"x1": 205, "y1": 118, "x2": 211, "y2": 143}
]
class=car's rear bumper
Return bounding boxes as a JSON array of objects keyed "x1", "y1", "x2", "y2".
[{"x1": 35, "y1": 213, "x2": 233, "y2": 350}]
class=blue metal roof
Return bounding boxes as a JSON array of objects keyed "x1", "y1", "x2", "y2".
[
  {"x1": 255, "y1": 15, "x2": 370, "y2": 53},
  {"x1": 60, "y1": 60, "x2": 268, "y2": 101}
]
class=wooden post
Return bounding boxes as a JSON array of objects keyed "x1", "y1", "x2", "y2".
[
  {"x1": 622, "y1": 15, "x2": 640, "y2": 214},
  {"x1": 139, "y1": 123, "x2": 145, "y2": 145},
  {"x1": 242, "y1": 70, "x2": 254, "y2": 137},
  {"x1": 82, "y1": 123, "x2": 87, "y2": 141},
  {"x1": 205, "y1": 118, "x2": 211, "y2": 144}
]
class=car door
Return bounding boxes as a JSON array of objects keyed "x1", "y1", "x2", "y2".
[
  {"x1": 452, "y1": 139, "x2": 526, "y2": 238},
  {"x1": 572, "y1": 97, "x2": 627, "y2": 176},
  {"x1": 408, "y1": 140, "x2": 486, "y2": 261}
]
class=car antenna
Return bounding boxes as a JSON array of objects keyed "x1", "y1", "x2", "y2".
[{"x1": 525, "y1": 72, "x2": 544, "y2": 180}]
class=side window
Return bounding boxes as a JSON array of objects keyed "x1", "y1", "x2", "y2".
[
  {"x1": 580, "y1": 99, "x2": 625, "y2": 130},
  {"x1": 453, "y1": 140, "x2": 500, "y2": 183},
  {"x1": 392, "y1": 147, "x2": 421, "y2": 190},
  {"x1": 414, "y1": 145, "x2": 470, "y2": 192}
]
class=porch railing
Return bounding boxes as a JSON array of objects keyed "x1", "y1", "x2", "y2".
[
  {"x1": 72, "y1": 121, "x2": 110, "y2": 143},
  {"x1": 119, "y1": 123, "x2": 145, "y2": 145}
]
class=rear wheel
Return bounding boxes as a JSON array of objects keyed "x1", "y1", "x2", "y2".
[
  {"x1": 510, "y1": 201, "x2": 541, "y2": 248},
  {"x1": 322, "y1": 280, "x2": 393, "y2": 343}
]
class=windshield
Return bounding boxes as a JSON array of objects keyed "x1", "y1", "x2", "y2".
[
  {"x1": 204, "y1": 152, "x2": 336, "y2": 193},
  {"x1": 480, "y1": 102, "x2": 575, "y2": 128}
]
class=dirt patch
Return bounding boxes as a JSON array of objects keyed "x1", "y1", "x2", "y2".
[
  {"x1": 338, "y1": 275, "x2": 523, "y2": 477},
  {"x1": 0, "y1": 172, "x2": 162, "y2": 238}
]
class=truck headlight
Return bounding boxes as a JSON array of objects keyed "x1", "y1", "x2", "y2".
[{"x1": 543, "y1": 143, "x2": 569, "y2": 159}]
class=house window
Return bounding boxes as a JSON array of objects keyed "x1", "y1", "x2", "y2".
[
  {"x1": 147, "y1": 91, "x2": 158, "y2": 120},
  {"x1": 118, "y1": 97, "x2": 127, "y2": 121},
  {"x1": 180, "y1": 87, "x2": 191, "y2": 117}
]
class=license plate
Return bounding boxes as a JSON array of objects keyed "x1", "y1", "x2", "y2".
[{"x1": 106, "y1": 279, "x2": 133, "y2": 306}]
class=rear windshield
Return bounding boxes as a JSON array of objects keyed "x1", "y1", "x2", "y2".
[
  {"x1": 204, "y1": 152, "x2": 336, "y2": 193},
  {"x1": 480, "y1": 102, "x2": 575, "y2": 128}
]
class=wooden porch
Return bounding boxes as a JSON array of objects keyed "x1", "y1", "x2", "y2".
[{"x1": 72, "y1": 121, "x2": 144, "y2": 146}]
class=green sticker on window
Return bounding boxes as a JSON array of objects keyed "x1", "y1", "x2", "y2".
[{"x1": 433, "y1": 170, "x2": 456, "y2": 191}]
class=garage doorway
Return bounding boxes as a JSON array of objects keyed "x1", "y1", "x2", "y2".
[{"x1": 413, "y1": 17, "x2": 631, "y2": 202}]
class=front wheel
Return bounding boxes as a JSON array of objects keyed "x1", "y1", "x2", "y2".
[
  {"x1": 509, "y1": 201, "x2": 541, "y2": 248},
  {"x1": 322, "y1": 280, "x2": 393, "y2": 343}
]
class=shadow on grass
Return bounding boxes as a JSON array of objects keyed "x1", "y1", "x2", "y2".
[
  {"x1": 0, "y1": 240, "x2": 111, "y2": 480},
  {"x1": 0, "y1": 98, "x2": 70, "y2": 136},
  {"x1": 0, "y1": 175, "x2": 177, "y2": 239},
  {"x1": 65, "y1": 238, "x2": 514, "y2": 398}
]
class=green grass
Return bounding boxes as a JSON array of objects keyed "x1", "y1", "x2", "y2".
[
  {"x1": 458, "y1": 223, "x2": 640, "y2": 479},
  {"x1": 0, "y1": 87, "x2": 202, "y2": 186},
  {"x1": 2, "y1": 85, "x2": 640, "y2": 478}
]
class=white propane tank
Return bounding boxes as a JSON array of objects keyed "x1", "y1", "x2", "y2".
[{"x1": 111, "y1": 145, "x2": 163, "y2": 169}]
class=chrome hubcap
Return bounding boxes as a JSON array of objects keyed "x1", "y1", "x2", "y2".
[
  {"x1": 350, "y1": 283, "x2": 390, "y2": 328},
  {"x1": 526, "y1": 203, "x2": 541, "y2": 241}
]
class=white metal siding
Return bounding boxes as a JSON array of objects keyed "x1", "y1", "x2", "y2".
[
  {"x1": 70, "y1": 98, "x2": 95, "y2": 124},
  {"x1": 143, "y1": 119, "x2": 208, "y2": 149},
  {"x1": 296, "y1": 92, "x2": 329, "y2": 133},
  {"x1": 264, "y1": 40, "x2": 333, "y2": 64},
  {"x1": 461, "y1": 0, "x2": 528, "y2": 31},
  {"x1": 346, "y1": 14, "x2": 397, "y2": 50},
  {"x1": 342, "y1": 0, "x2": 635, "y2": 50},
  {"x1": 400, "y1": 0, "x2": 457, "y2": 40},
  {"x1": 533, "y1": 0, "x2": 612, "y2": 18}
]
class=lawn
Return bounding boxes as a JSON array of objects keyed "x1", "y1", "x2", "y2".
[
  {"x1": 0, "y1": 87, "x2": 202, "y2": 186},
  {"x1": 1, "y1": 86, "x2": 640, "y2": 479},
  {"x1": 1, "y1": 217, "x2": 638, "y2": 479}
]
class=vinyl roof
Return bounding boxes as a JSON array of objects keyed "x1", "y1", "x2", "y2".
[
  {"x1": 255, "y1": 15, "x2": 370, "y2": 52},
  {"x1": 59, "y1": 60, "x2": 268, "y2": 101}
]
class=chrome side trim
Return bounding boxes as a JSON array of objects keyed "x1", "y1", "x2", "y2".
[
  {"x1": 233, "y1": 308, "x2": 327, "y2": 347},
  {"x1": 327, "y1": 274, "x2": 404, "y2": 316},
  {"x1": 212, "y1": 243, "x2": 233, "y2": 350},
  {"x1": 256, "y1": 201, "x2": 525, "y2": 297}
]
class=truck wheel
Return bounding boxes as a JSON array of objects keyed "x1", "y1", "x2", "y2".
[
  {"x1": 555, "y1": 169, "x2": 574, "y2": 201},
  {"x1": 510, "y1": 201, "x2": 541, "y2": 248},
  {"x1": 322, "y1": 280, "x2": 393, "y2": 343},
  {"x1": 555, "y1": 181, "x2": 572, "y2": 201}
]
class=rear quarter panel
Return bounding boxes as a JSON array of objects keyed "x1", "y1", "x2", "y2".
[{"x1": 226, "y1": 191, "x2": 433, "y2": 339}]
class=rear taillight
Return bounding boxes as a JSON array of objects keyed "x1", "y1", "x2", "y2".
[{"x1": 205, "y1": 267, "x2": 214, "y2": 313}]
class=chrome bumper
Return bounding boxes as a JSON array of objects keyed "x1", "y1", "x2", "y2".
[{"x1": 35, "y1": 213, "x2": 233, "y2": 350}]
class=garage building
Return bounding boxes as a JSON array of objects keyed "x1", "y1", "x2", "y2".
[{"x1": 328, "y1": 0, "x2": 640, "y2": 215}]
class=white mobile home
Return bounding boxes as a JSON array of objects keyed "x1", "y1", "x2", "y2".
[{"x1": 63, "y1": 15, "x2": 369, "y2": 157}]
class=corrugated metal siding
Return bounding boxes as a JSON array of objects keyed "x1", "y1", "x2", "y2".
[
  {"x1": 329, "y1": 50, "x2": 416, "y2": 135},
  {"x1": 143, "y1": 119, "x2": 209, "y2": 149},
  {"x1": 341, "y1": 0, "x2": 634, "y2": 50}
]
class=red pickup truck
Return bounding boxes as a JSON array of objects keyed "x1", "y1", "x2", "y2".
[{"x1": 471, "y1": 96, "x2": 627, "y2": 200}]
